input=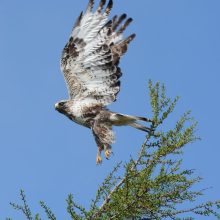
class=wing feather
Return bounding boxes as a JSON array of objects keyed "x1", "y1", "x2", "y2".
[
  {"x1": 70, "y1": 11, "x2": 84, "y2": 39},
  {"x1": 103, "y1": 0, "x2": 113, "y2": 16},
  {"x1": 85, "y1": 0, "x2": 95, "y2": 15},
  {"x1": 94, "y1": 0, "x2": 106, "y2": 16},
  {"x1": 112, "y1": 14, "x2": 127, "y2": 32},
  {"x1": 60, "y1": 0, "x2": 135, "y2": 109}
]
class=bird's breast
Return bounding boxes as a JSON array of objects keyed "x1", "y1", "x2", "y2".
[{"x1": 64, "y1": 111, "x2": 90, "y2": 128}]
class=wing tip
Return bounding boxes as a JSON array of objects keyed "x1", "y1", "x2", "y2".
[
  {"x1": 85, "y1": 0, "x2": 95, "y2": 15},
  {"x1": 103, "y1": 0, "x2": 113, "y2": 16},
  {"x1": 95, "y1": 0, "x2": 107, "y2": 15},
  {"x1": 112, "y1": 14, "x2": 127, "y2": 32}
]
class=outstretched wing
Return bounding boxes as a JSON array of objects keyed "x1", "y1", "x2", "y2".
[{"x1": 60, "y1": 0, "x2": 135, "y2": 109}]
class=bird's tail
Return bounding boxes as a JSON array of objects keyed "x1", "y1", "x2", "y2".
[{"x1": 110, "y1": 113, "x2": 152, "y2": 132}]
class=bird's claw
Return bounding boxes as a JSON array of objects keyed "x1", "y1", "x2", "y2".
[
  {"x1": 105, "y1": 150, "x2": 113, "y2": 159},
  {"x1": 96, "y1": 155, "x2": 102, "y2": 165}
]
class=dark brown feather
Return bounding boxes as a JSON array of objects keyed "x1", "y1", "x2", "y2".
[
  {"x1": 95, "y1": 0, "x2": 106, "y2": 15},
  {"x1": 115, "y1": 67, "x2": 123, "y2": 79},
  {"x1": 111, "y1": 34, "x2": 136, "y2": 64},
  {"x1": 114, "y1": 59, "x2": 120, "y2": 66},
  {"x1": 121, "y1": 44, "x2": 128, "y2": 56},
  {"x1": 71, "y1": 11, "x2": 83, "y2": 33},
  {"x1": 103, "y1": 19, "x2": 113, "y2": 28},
  {"x1": 85, "y1": 0, "x2": 95, "y2": 15},
  {"x1": 112, "y1": 54, "x2": 120, "y2": 64},
  {"x1": 116, "y1": 18, "x2": 133, "y2": 36},
  {"x1": 69, "y1": 43, "x2": 79, "y2": 58},
  {"x1": 116, "y1": 34, "x2": 136, "y2": 46},
  {"x1": 103, "y1": 0, "x2": 113, "y2": 16},
  {"x1": 112, "y1": 15, "x2": 117, "y2": 24},
  {"x1": 112, "y1": 14, "x2": 127, "y2": 32},
  {"x1": 106, "y1": 17, "x2": 133, "y2": 45}
]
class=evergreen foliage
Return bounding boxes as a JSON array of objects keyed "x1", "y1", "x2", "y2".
[{"x1": 7, "y1": 81, "x2": 220, "y2": 219}]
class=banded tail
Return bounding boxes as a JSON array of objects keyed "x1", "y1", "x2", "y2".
[{"x1": 110, "y1": 113, "x2": 152, "y2": 132}]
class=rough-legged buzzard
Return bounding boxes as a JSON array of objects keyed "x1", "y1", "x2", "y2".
[{"x1": 55, "y1": 0, "x2": 152, "y2": 164}]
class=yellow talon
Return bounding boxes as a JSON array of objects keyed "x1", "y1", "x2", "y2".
[
  {"x1": 96, "y1": 155, "x2": 102, "y2": 165},
  {"x1": 105, "y1": 150, "x2": 112, "y2": 159}
]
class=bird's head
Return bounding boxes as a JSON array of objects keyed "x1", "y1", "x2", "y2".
[{"x1": 55, "y1": 100, "x2": 68, "y2": 114}]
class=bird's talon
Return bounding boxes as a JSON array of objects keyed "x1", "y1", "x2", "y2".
[
  {"x1": 96, "y1": 155, "x2": 102, "y2": 165},
  {"x1": 105, "y1": 150, "x2": 112, "y2": 159}
]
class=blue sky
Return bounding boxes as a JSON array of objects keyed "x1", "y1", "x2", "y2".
[{"x1": 1, "y1": 0, "x2": 220, "y2": 219}]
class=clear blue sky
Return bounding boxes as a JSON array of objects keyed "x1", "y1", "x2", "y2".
[{"x1": 1, "y1": 0, "x2": 220, "y2": 219}]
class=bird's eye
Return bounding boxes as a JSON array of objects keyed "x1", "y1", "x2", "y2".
[{"x1": 59, "y1": 102, "x2": 65, "y2": 107}]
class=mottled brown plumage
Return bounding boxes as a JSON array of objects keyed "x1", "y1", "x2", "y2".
[{"x1": 55, "y1": 0, "x2": 152, "y2": 165}]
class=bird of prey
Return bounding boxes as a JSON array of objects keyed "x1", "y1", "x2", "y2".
[{"x1": 55, "y1": 0, "x2": 152, "y2": 165}]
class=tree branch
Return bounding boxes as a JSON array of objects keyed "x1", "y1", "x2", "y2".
[{"x1": 99, "y1": 125, "x2": 154, "y2": 210}]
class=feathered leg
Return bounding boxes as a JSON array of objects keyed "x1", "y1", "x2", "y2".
[
  {"x1": 97, "y1": 146, "x2": 102, "y2": 165},
  {"x1": 92, "y1": 128, "x2": 103, "y2": 165},
  {"x1": 92, "y1": 119, "x2": 115, "y2": 164}
]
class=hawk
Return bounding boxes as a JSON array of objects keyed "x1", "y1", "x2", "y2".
[{"x1": 55, "y1": 0, "x2": 152, "y2": 164}]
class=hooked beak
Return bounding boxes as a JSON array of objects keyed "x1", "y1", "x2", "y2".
[{"x1": 55, "y1": 103, "x2": 59, "y2": 110}]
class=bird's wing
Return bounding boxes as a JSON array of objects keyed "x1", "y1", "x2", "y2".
[{"x1": 60, "y1": 0, "x2": 135, "y2": 109}]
